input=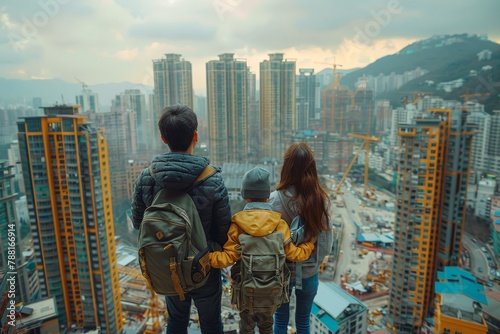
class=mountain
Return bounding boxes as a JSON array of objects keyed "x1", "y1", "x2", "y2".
[
  {"x1": 341, "y1": 34, "x2": 500, "y2": 111},
  {"x1": 0, "y1": 78, "x2": 153, "y2": 108}
]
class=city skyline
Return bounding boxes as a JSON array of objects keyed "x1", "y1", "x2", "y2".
[{"x1": 1, "y1": 1, "x2": 499, "y2": 94}]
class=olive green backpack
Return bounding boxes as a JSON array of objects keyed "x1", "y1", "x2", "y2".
[
  {"x1": 230, "y1": 227, "x2": 291, "y2": 315},
  {"x1": 138, "y1": 165, "x2": 215, "y2": 301}
]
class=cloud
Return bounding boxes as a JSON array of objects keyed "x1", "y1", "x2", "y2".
[
  {"x1": 0, "y1": 0, "x2": 499, "y2": 96},
  {"x1": 115, "y1": 48, "x2": 139, "y2": 60},
  {"x1": 129, "y1": 21, "x2": 216, "y2": 42}
]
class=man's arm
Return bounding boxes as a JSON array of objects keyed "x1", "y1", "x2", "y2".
[
  {"x1": 131, "y1": 170, "x2": 147, "y2": 229},
  {"x1": 211, "y1": 175, "x2": 232, "y2": 246}
]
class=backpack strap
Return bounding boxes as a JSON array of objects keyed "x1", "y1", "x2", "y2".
[
  {"x1": 194, "y1": 165, "x2": 216, "y2": 184},
  {"x1": 148, "y1": 164, "x2": 216, "y2": 188},
  {"x1": 277, "y1": 190, "x2": 296, "y2": 222}
]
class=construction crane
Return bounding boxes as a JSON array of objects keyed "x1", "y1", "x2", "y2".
[
  {"x1": 75, "y1": 77, "x2": 88, "y2": 91},
  {"x1": 400, "y1": 91, "x2": 432, "y2": 106},
  {"x1": 351, "y1": 77, "x2": 368, "y2": 109},
  {"x1": 335, "y1": 133, "x2": 380, "y2": 199},
  {"x1": 460, "y1": 91, "x2": 490, "y2": 110},
  {"x1": 118, "y1": 266, "x2": 166, "y2": 334},
  {"x1": 315, "y1": 59, "x2": 343, "y2": 89}
]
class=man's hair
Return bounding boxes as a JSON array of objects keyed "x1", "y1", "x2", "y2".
[{"x1": 158, "y1": 104, "x2": 198, "y2": 151}]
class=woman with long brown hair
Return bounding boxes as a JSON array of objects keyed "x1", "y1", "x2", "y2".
[{"x1": 269, "y1": 142, "x2": 333, "y2": 334}]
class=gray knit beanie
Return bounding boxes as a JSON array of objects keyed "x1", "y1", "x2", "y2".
[{"x1": 241, "y1": 167, "x2": 271, "y2": 199}]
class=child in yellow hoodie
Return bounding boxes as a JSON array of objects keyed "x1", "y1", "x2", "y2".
[{"x1": 210, "y1": 167, "x2": 315, "y2": 334}]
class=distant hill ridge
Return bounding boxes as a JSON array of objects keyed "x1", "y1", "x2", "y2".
[
  {"x1": 0, "y1": 78, "x2": 153, "y2": 107},
  {"x1": 341, "y1": 34, "x2": 500, "y2": 111},
  {"x1": 1, "y1": 34, "x2": 499, "y2": 110}
]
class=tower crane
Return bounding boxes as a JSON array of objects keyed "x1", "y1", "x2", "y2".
[
  {"x1": 400, "y1": 91, "x2": 432, "y2": 106},
  {"x1": 335, "y1": 133, "x2": 380, "y2": 200},
  {"x1": 316, "y1": 59, "x2": 345, "y2": 133},
  {"x1": 460, "y1": 91, "x2": 490, "y2": 110},
  {"x1": 315, "y1": 59, "x2": 343, "y2": 89}
]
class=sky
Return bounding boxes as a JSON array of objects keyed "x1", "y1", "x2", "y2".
[{"x1": 1, "y1": 0, "x2": 499, "y2": 95}]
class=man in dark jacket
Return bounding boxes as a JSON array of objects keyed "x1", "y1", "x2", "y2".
[{"x1": 132, "y1": 104, "x2": 231, "y2": 334}]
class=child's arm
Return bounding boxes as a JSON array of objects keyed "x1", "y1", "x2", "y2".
[
  {"x1": 284, "y1": 237, "x2": 316, "y2": 262},
  {"x1": 276, "y1": 219, "x2": 316, "y2": 262},
  {"x1": 209, "y1": 223, "x2": 241, "y2": 268}
]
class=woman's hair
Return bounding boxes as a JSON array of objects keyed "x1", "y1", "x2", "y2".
[{"x1": 277, "y1": 142, "x2": 331, "y2": 239}]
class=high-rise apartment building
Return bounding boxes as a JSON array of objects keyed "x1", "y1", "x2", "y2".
[
  {"x1": 260, "y1": 53, "x2": 296, "y2": 160},
  {"x1": 491, "y1": 196, "x2": 500, "y2": 257},
  {"x1": 488, "y1": 110, "x2": 500, "y2": 177},
  {"x1": 247, "y1": 69, "x2": 257, "y2": 103},
  {"x1": 206, "y1": 53, "x2": 248, "y2": 165},
  {"x1": 388, "y1": 107, "x2": 474, "y2": 333},
  {"x1": 153, "y1": 54, "x2": 193, "y2": 151},
  {"x1": 0, "y1": 161, "x2": 39, "y2": 305},
  {"x1": 375, "y1": 99, "x2": 393, "y2": 133},
  {"x1": 17, "y1": 106, "x2": 122, "y2": 333},
  {"x1": 467, "y1": 106, "x2": 490, "y2": 175},
  {"x1": 296, "y1": 69, "x2": 319, "y2": 130},
  {"x1": 390, "y1": 105, "x2": 417, "y2": 147},
  {"x1": 86, "y1": 109, "x2": 137, "y2": 205},
  {"x1": 76, "y1": 86, "x2": 99, "y2": 113},
  {"x1": 475, "y1": 178, "x2": 496, "y2": 219},
  {"x1": 113, "y1": 89, "x2": 150, "y2": 150},
  {"x1": 247, "y1": 68, "x2": 260, "y2": 162}
]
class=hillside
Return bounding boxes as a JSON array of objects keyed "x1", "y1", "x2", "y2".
[{"x1": 341, "y1": 34, "x2": 500, "y2": 111}]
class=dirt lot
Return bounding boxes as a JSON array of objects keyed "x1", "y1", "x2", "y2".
[{"x1": 464, "y1": 209, "x2": 491, "y2": 242}]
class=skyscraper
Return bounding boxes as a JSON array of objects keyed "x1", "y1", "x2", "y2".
[
  {"x1": 17, "y1": 106, "x2": 122, "y2": 333},
  {"x1": 488, "y1": 110, "x2": 500, "y2": 177},
  {"x1": 387, "y1": 106, "x2": 474, "y2": 332},
  {"x1": 153, "y1": 54, "x2": 193, "y2": 151},
  {"x1": 0, "y1": 161, "x2": 39, "y2": 305},
  {"x1": 86, "y1": 109, "x2": 138, "y2": 206},
  {"x1": 296, "y1": 69, "x2": 319, "y2": 130},
  {"x1": 260, "y1": 53, "x2": 296, "y2": 160},
  {"x1": 75, "y1": 85, "x2": 99, "y2": 113},
  {"x1": 112, "y1": 89, "x2": 149, "y2": 150},
  {"x1": 206, "y1": 53, "x2": 248, "y2": 165}
]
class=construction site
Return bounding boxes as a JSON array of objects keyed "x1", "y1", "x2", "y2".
[{"x1": 117, "y1": 244, "x2": 167, "y2": 334}]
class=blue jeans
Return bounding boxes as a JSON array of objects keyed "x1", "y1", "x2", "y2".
[
  {"x1": 273, "y1": 273, "x2": 319, "y2": 334},
  {"x1": 165, "y1": 269, "x2": 223, "y2": 334}
]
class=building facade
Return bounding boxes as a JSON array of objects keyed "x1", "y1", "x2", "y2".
[
  {"x1": 475, "y1": 179, "x2": 496, "y2": 219},
  {"x1": 153, "y1": 53, "x2": 194, "y2": 151},
  {"x1": 112, "y1": 89, "x2": 150, "y2": 151},
  {"x1": 467, "y1": 106, "x2": 490, "y2": 176},
  {"x1": 433, "y1": 267, "x2": 488, "y2": 334},
  {"x1": 296, "y1": 69, "x2": 319, "y2": 130},
  {"x1": 488, "y1": 110, "x2": 500, "y2": 178},
  {"x1": 311, "y1": 282, "x2": 368, "y2": 334},
  {"x1": 0, "y1": 161, "x2": 39, "y2": 306},
  {"x1": 491, "y1": 197, "x2": 500, "y2": 259},
  {"x1": 17, "y1": 106, "x2": 122, "y2": 333},
  {"x1": 75, "y1": 87, "x2": 99, "y2": 113},
  {"x1": 388, "y1": 107, "x2": 474, "y2": 332},
  {"x1": 86, "y1": 110, "x2": 137, "y2": 205},
  {"x1": 260, "y1": 53, "x2": 296, "y2": 160},
  {"x1": 206, "y1": 53, "x2": 248, "y2": 165}
]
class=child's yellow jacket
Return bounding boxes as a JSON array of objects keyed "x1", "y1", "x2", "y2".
[{"x1": 210, "y1": 208, "x2": 315, "y2": 268}]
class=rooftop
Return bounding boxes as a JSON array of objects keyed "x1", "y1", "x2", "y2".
[
  {"x1": 312, "y1": 281, "x2": 367, "y2": 333},
  {"x1": 435, "y1": 267, "x2": 487, "y2": 325},
  {"x1": 16, "y1": 297, "x2": 58, "y2": 330}
]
